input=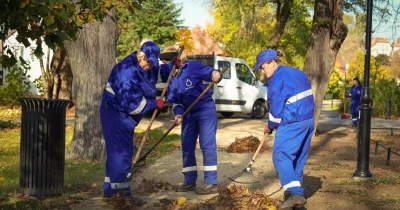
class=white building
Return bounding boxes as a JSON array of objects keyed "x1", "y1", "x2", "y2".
[
  {"x1": 0, "y1": 30, "x2": 53, "y2": 95},
  {"x1": 371, "y1": 37, "x2": 400, "y2": 56}
]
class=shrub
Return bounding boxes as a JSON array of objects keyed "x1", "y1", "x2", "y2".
[{"x1": 0, "y1": 63, "x2": 32, "y2": 107}]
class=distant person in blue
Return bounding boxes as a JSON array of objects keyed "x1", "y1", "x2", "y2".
[
  {"x1": 346, "y1": 77, "x2": 363, "y2": 127},
  {"x1": 167, "y1": 60, "x2": 222, "y2": 195},
  {"x1": 254, "y1": 48, "x2": 315, "y2": 209},
  {"x1": 100, "y1": 41, "x2": 164, "y2": 204}
]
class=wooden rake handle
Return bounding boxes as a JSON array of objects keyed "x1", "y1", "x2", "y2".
[{"x1": 245, "y1": 134, "x2": 270, "y2": 172}]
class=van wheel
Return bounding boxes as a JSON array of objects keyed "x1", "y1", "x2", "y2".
[
  {"x1": 251, "y1": 101, "x2": 267, "y2": 119},
  {"x1": 220, "y1": 112, "x2": 234, "y2": 118}
]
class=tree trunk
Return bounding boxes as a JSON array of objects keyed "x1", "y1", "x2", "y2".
[
  {"x1": 303, "y1": 0, "x2": 348, "y2": 133},
  {"x1": 269, "y1": 0, "x2": 293, "y2": 47},
  {"x1": 51, "y1": 46, "x2": 74, "y2": 107},
  {"x1": 64, "y1": 10, "x2": 118, "y2": 160}
]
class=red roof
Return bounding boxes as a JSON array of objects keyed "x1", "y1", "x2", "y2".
[
  {"x1": 185, "y1": 25, "x2": 225, "y2": 55},
  {"x1": 371, "y1": 37, "x2": 390, "y2": 47},
  {"x1": 394, "y1": 38, "x2": 400, "y2": 47}
]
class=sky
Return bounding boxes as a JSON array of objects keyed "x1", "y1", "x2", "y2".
[
  {"x1": 173, "y1": 0, "x2": 213, "y2": 28},
  {"x1": 173, "y1": 0, "x2": 399, "y2": 41}
]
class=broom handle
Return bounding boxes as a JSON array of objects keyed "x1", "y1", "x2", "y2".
[
  {"x1": 245, "y1": 134, "x2": 269, "y2": 171},
  {"x1": 133, "y1": 46, "x2": 184, "y2": 164}
]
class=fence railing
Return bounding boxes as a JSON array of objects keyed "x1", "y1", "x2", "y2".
[
  {"x1": 373, "y1": 139, "x2": 400, "y2": 166},
  {"x1": 371, "y1": 127, "x2": 400, "y2": 136},
  {"x1": 367, "y1": 127, "x2": 400, "y2": 166}
]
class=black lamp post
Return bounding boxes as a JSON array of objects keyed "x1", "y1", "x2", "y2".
[{"x1": 353, "y1": 0, "x2": 373, "y2": 180}]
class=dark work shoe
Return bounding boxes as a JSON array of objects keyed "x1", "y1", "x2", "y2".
[
  {"x1": 195, "y1": 184, "x2": 218, "y2": 195},
  {"x1": 283, "y1": 191, "x2": 291, "y2": 201},
  {"x1": 277, "y1": 194, "x2": 307, "y2": 210},
  {"x1": 176, "y1": 183, "x2": 196, "y2": 192}
]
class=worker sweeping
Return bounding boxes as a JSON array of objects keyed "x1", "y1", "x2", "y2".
[
  {"x1": 254, "y1": 48, "x2": 315, "y2": 209},
  {"x1": 346, "y1": 77, "x2": 363, "y2": 127},
  {"x1": 100, "y1": 41, "x2": 164, "y2": 205},
  {"x1": 167, "y1": 60, "x2": 222, "y2": 195}
]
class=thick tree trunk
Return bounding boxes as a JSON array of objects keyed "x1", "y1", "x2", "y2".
[
  {"x1": 303, "y1": 0, "x2": 348, "y2": 133},
  {"x1": 269, "y1": 0, "x2": 293, "y2": 47},
  {"x1": 51, "y1": 46, "x2": 73, "y2": 107},
  {"x1": 64, "y1": 10, "x2": 118, "y2": 160}
]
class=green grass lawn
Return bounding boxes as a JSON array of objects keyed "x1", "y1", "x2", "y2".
[{"x1": 0, "y1": 110, "x2": 180, "y2": 209}]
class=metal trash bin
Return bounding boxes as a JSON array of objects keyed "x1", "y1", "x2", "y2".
[{"x1": 18, "y1": 98, "x2": 71, "y2": 196}]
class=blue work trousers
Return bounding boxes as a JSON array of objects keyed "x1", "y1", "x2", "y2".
[
  {"x1": 272, "y1": 118, "x2": 314, "y2": 195},
  {"x1": 100, "y1": 105, "x2": 136, "y2": 197},
  {"x1": 180, "y1": 107, "x2": 218, "y2": 185}
]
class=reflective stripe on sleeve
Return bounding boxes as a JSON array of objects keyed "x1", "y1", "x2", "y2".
[
  {"x1": 105, "y1": 82, "x2": 115, "y2": 95},
  {"x1": 269, "y1": 112, "x2": 282, "y2": 123},
  {"x1": 182, "y1": 166, "x2": 197, "y2": 172},
  {"x1": 129, "y1": 96, "x2": 147, "y2": 115},
  {"x1": 286, "y1": 89, "x2": 313, "y2": 104},
  {"x1": 282, "y1": 181, "x2": 301, "y2": 191}
]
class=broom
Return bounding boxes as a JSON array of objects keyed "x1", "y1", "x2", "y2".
[{"x1": 219, "y1": 133, "x2": 270, "y2": 192}]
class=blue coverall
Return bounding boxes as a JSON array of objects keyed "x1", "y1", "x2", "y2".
[
  {"x1": 266, "y1": 65, "x2": 315, "y2": 196},
  {"x1": 167, "y1": 61, "x2": 220, "y2": 185},
  {"x1": 349, "y1": 85, "x2": 363, "y2": 126},
  {"x1": 100, "y1": 51, "x2": 159, "y2": 197}
]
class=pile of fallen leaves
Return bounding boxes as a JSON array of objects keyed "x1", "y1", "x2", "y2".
[
  {"x1": 135, "y1": 178, "x2": 174, "y2": 194},
  {"x1": 216, "y1": 185, "x2": 279, "y2": 209},
  {"x1": 151, "y1": 185, "x2": 279, "y2": 210},
  {"x1": 134, "y1": 132, "x2": 151, "y2": 145},
  {"x1": 226, "y1": 135, "x2": 271, "y2": 153}
]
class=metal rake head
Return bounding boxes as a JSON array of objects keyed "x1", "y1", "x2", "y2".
[{"x1": 218, "y1": 170, "x2": 263, "y2": 194}]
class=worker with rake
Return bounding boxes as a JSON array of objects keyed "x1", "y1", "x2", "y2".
[
  {"x1": 254, "y1": 48, "x2": 315, "y2": 209},
  {"x1": 167, "y1": 60, "x2": 222, "y2": 195},
  {"x1": 100, "y1": 41, "x2": 165, "y2": 204}
]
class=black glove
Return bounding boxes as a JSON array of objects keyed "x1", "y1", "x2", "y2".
[{"x1": 264, "y1": 124, "x2": 273, "y2": 135}]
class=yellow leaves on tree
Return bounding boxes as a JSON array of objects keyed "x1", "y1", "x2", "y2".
[{"x1": 20, "y1": 0, "x2": 29, "y2": 8}]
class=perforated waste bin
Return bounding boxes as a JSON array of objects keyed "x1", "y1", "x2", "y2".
[{"x1": 18, "y1": 98, "x2": 71, "y2": 196}]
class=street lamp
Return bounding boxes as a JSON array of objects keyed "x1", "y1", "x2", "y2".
[{"x1": 353, "y1": 0, "x2": 373, "y2": 180}]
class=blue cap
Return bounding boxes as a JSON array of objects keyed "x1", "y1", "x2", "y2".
[
  {"x1": 140, "y1": 41, "x2": 160, "y2": 68},
  {"x1": 254, "y1": 49, "x2": 277, "y2": 71}
]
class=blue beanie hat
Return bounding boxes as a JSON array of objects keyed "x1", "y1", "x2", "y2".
[
  {"x1": 254, "y1": 49, "x2": 278, "y2": 71},
  {"x1": 140, "y1": 41, "x2": 160, "y2": 67}
]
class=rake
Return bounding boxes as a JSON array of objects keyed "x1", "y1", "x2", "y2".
[
  {"x1": 219, "y1": 133, "x2": 270, "y2": 192},
  {"x1": 125, "y1": 67, "x2": 228, "y2": 181}
]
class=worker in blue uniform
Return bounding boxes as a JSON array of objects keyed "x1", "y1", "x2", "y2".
[
  {"x1": 346, "y1": 77, "x2": 363, "y2": 127},
  {"x1": 167, "y1": 61, "x2": 222, "y2": 195},
  {"x1": 100, "y1": 41, "x2": 164, "y2": 203},
  {"x1": 254, "y1": 48, "x2": 315, "y2": 209}
]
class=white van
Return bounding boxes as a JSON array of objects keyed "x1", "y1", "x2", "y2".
[
  {"x1": 186, "y1": 54, "x2": 268, "y2": 118},
  {"x1": 152, "y1": 53, "x2": 268, "y2": 118}
]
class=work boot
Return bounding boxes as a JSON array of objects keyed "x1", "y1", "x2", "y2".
[
  {"x1": 194, "y1": 184, "x2": 218, "y2": 195},
  {"x1": 176, "y1": 183, "x2": 196, "y2": 192},
  {"x1": 283, "y1": 191, "x2": 291, "y2": 201},
  {"x1": 277, "y1": 193, "x2": 307, "y2": 210}
]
